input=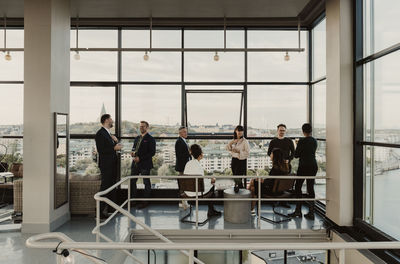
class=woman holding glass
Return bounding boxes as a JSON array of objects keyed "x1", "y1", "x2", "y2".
[{"x1": 226, "y1": 125, "x2": 250, "y2": 189}]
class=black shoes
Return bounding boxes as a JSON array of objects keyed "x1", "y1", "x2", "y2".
[
  {"x1": 288, "y1": 211, "x2": 302, "y2": 218},
  {"x1": 304, "y1": 212, "x2": 315, "y2": 220},
  {"x1": 207, "y1": 208, "x2": 222, "y2": 217}
]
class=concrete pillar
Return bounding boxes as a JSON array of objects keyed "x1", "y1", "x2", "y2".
[
  {"x1": 325, "y1": 0, "x2": 353, "y2": 226},
  {"x1": 23, "y1": 0, "x2": 70, "y2": 233}
]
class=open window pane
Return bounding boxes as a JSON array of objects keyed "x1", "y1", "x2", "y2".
[
  {"x1": 186, "y1": 93, "x2": 243, "y2": 134},
  {"x1": 313, "y1": 80, "x2": 326, "y2": 139}
]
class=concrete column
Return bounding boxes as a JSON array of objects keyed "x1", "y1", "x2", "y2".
[
  {"x1": 325, "y1": 0, "x2": 353, "y2": 226},
  {"x1": 23, "y1": 0, "x2": 70, "y2": 233}
]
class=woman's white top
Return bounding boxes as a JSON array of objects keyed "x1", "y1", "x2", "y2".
[
  {"x1": 226, "y1": 137, "x2": 250, "y2": 160},
  {"x1": 183, "y1": 158, "x2": 213, "y2": 196}
]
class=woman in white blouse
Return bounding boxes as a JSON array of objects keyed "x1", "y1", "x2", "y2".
[
  {"x1": 183, "y1": 144, "x2": 221, "y2": 217},
  {"x1": 226, "y1": 125, "x2": 250, "y2": 189}
]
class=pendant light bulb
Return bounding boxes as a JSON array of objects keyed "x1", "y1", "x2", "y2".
[
  {"x1": 284, "y1": 51, "x2": 290, "y2": 61},
  {"x1": 143, "y1": 51, "x2": 149, "y2": 61},
  {"x1": 74, "y1": 51, "x2": 80, "y2": 60},
  {"x1": 213, "y1": 52, "x2": 219, "y2": 62},
  {"x1": 5, "y1": 51, "x2": 11, "y2": 61}
]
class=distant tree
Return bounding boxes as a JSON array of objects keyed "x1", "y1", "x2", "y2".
[
  {"x1": 121, "y1": 159, "x2": 132, "y2": 177},
  {"x1": 256, "y1": 169, "x2": 268, "y2": 176},
  {"x1": 84, "y1": 163, "x2": 100, "y2": 176}
]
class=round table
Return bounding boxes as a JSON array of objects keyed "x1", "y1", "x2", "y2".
[{"x1": 223, "y1": 188, "x2": 251, "y2": 224}]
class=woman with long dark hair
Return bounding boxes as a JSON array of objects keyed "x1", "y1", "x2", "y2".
[
  {"x1": 249, "y1": 148, "x2": 289, "y2": 213},
  {"x1": 226, "y1": 125, "x2": 250, "y2": 189}
]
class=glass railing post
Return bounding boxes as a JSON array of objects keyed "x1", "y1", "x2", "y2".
[
  {"x1": 195, "y1": 177, "x2": 199, "y2": 228},
  {"x1": 257, "y1": 176, "x2": 261, "y2": 229}
]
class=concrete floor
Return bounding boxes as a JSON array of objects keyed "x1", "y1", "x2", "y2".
[{"x1": 0, "y1": 203, "x2": 326, "y2": 264}]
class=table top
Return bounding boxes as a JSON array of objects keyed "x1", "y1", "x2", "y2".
[
  {"x1": 224, "y1": 188, "x2": 251, "y2": 196},
  {"x1": 0, "y1": 172, "x2": 14, "y2": 178}
]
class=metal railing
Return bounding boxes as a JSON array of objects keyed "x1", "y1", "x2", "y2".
[
  {"x1": 90, "y1": 174, "x2": 328, "y2": 263},
  {"x1": 26, "y1": 231, "x2": 400, "y2": 264}
]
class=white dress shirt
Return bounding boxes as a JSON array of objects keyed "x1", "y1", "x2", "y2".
[{"x1": 183, "y1": 158, "x2": 213, "y2": 196}]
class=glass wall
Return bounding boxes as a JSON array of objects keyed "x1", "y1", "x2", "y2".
[
  {"x1": 311, "y1": 18, "x2": 327, "y2": 203},
  {"x1": 0, "y1": 28, "x2": 24, "y2": 168},
  {"x1": 0, "y1": 27, "x2": 317, "y2": 193},
  {"x1": 357, "y1": 0, "x2": 400, "y2": 241}
]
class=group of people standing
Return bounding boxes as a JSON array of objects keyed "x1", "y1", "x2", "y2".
[
  {"x1": 95, "y1": 115, "x2": 156, "y2": 218},
  {"x1": 95, "y1": 113, "x2": 318, "y2": 221}
]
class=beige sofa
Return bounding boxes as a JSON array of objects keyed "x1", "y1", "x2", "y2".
[{"x1": 13, "y1": 174, "x2": 101, "y2": 215}]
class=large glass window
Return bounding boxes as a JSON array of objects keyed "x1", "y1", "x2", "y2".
[
  {"x1": 247, "y1": 30, "x2": 308, "y2": 82},
  {"x1": 0, "y1": 138, "x2": 23, "y2": 166},
  {"x1": 184, "y1": 30, "x2": 245, "y2": 82},
  {"x1": 70, "y1": 30, "x2": 118, "y2": 81},
  {"x1": 364, "y1": 0, "x2": 400, "y2": 56},
  {"x1": 70, "y1": 86, "x2": 115, "y2": 134},
  {"x1": 312, "y1": 19, "x2": 326, "y2": 79},
  {"x1": 358, "y1": 0, "x2": 400, "y2": 241},
  {"x1": 121, "y1": 85, "x2": 181, "y2": 137},
  {"x1": 312, "y1": 81, "x2": 326, "y2": 139},
  {"x1": 0, "y1": 84, "x2": 23, "y2": 136},
  {"x1": 364, "y1": 53, "x2": 400, "y2": 144},
  {"x1": 69, "y1": 139, "x2": 99, "y2": 176},
  {"x1": 247, "y1": 86, "x2": 307, "y2": 137},
  {"x1": 364, "y1": 145, "x2": 400, "y2": 240}
]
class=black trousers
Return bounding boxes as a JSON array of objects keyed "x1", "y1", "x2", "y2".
[
  {"x1": 294, "y1": 165, "x2": 318, "y2": 212},
  {"x1": 130, "y1": 165, "x2": 151, "y2": 199},
  {"x1": 99, "y1": 164, "x2": 117, "y2": 214},
  {"x1": 231, "y1": 158, "x2": 247, "y2": 188}
]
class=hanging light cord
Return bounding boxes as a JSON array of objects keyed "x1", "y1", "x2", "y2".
[{"x1": 3, "y1": 16, "x2": 6, "y2": 51}]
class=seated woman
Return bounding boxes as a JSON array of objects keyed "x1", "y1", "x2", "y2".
[
  {"x1": 183, "y1": 144, "x2": 221, "y2": 217},
  {"x1": 248, "y1": 148, "x2": 289, "y2": 213}
]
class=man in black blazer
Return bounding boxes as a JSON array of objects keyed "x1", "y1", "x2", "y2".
[
  {"x1": 95, "y1": 114, "x2": 122, "y2": 219},
  {"x1": 175, "y1": 126, "x2": 191, "y2": 175},
  {"x1": 130, "y1": 121, "x2": 156, "y2": 209}
]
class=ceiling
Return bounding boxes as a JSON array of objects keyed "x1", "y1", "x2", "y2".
[{"x1": 0, "y1": 0, "x2": 325, "y2": 27}]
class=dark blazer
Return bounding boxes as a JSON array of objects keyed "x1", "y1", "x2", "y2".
[
  {"x1": 131, "y1": 133, "x2": 156, "y2": 170},
  {"x1": 175, "y1": 137, "x2": 191, "y2": 172},
  {"x1": 95, "y1": 127, "x2": 117, "y2": 171}
]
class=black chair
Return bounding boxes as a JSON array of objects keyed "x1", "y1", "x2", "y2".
[
  {"x1": 177, "y1": 176, "x2": 214, "y2": 226},
  {"x1": 254, "y1": 177, "x2": 295, "y2": 224}
]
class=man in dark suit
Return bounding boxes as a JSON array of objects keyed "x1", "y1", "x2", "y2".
[
  {"x1": 130, "y1": 121, "x2": 156, "y2": 209},
  {"x1": 175, "y1": 126, "x2": 191, "y2": 175},
  {"x1": 95, "y1": 114, "x2": 122, "y2": 219}
]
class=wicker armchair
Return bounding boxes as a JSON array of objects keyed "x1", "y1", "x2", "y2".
[
  {"x1": 70, "y1": 178, "x2": 101, "y2": 215},
  {"x1": 13, "y1": 174, "x2": 101, "y2": 215},
  {"x1": 13, "y1": 179, "x2": 23, "y2": 213}
]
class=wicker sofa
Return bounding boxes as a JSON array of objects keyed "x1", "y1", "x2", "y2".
[{"x1": 13, "y1": 174, "x2": 101, "y2": 215}]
